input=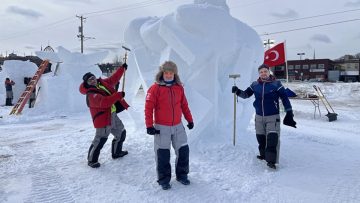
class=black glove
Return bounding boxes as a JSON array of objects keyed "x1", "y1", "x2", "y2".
[
  {"x1": 187, "y1": 122, "x2": 194, "y2": 130},
  {"x1": 147, "y1": 126, "x2": 160, "y2": 135},
  {"x1": 232, "y1": 86, "x2": 239, "y2": 93},
  {"x1": 122, "y1": 63, "x2": 128, "y2": 70},
  {"x1": 283, "y1": 110, "x2": 297, "y2": 128},
  {"x1": 120, "y1": 91, "x2": 125, "y2": 98}
]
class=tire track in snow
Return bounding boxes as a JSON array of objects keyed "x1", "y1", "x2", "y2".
[
  {"x1": 325, "y1": 162, "x2": 360, "y2": 203},
  {"x1": 0, "y1": 123, "x2": 66, "y2": 147},
  {"x1": 24, "y1": 154, "x2": 75, "y2": 203},
  {"x1": 189, "y1": 144, "x2": 278, "y2": 202}
]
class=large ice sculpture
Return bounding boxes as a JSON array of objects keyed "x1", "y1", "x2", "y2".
[
  {"x1": 125, "y1": 0, "x2": 264, "y2": 145},
  {"x1": 34, "y1": 47, "x2": 108, "y2": 115}
]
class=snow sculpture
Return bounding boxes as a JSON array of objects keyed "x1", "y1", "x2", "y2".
[
  {"x1": 34, "y1": 47, "x2": 108, "y2": 114},
  {"x1": 0, "y1": 60, "x2": 38, "y2": 103},
  {"x1": 124, "y1": 0, "x2": 264, "y2": 145}
]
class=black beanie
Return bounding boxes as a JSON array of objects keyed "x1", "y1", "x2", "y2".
[
  {"x1": 82, "y1": 72, "x2": 95, "y2": 82},
  {"x1": 258, "y1": 64, "x2": 270, "y2": 71},
  {"x1": 82, "y1": 72, "x2": 96, "y2": 89}
]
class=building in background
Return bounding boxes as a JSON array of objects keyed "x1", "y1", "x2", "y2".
[
  {"x1": 272, "y1": 57, "x2": 359, "y2": 82},
  {"x1": 334, "y1": 55, "x2": 359, "y2": 82}
]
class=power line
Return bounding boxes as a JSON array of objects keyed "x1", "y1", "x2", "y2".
[
  {"x1": 0, "y1": 17, "x2": 75, "y2": 41},
  {"x1": 0, "y1": 1, "x2": 359, "y2": 46},
  {"x1": 229, "y1": 0, "x2": 267, "y2": 9},
  {"x1": 0, "y1": 0, "x2": 180, "y2": 41},
  {"x1": 260, "y1": 18, "x2": 360, "y2": 36},
  {"x1": 83, "y1": 0, "x2": 177, "y2": 17},
  {"x1": 253, "y1": 8, "x2": 360, "y2": 27}
]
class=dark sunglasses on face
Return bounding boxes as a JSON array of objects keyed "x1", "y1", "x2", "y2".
[{"x1": 87, "y1": 76, "x2": 96, "y2": 83}]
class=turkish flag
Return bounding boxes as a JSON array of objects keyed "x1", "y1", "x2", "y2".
[{"x1": 264, "y1": 42, "x2": 285, "y2": 67}]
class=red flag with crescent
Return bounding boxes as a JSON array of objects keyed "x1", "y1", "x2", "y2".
[{"x1": 264, "y1": 42, "x2": 285, "y2": 67}]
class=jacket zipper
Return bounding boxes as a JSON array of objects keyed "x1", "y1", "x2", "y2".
[
  {"x1": 170, "y1": 86, "x2": 175, "y2": 125},
  {"x1": 262, "y1": 82, "x2": 265, "y2": 117}
]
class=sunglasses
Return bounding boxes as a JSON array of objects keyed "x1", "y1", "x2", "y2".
[{"x1": 87, "y1": 76, "x2": 96, "y2": 84}]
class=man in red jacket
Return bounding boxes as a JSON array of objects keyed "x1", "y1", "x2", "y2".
[
  {"x1": 145, "y1": 61, "x2": 194, "y2": 190},
  {"x1": 79, "y1": 63, "x2": 129, "y2": 168}
]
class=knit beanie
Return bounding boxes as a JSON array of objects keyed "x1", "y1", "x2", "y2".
[
  {"x1": 258, "y1": 64, "x2": 270, "y2": 71},
  {"x1": 82, "y1": 72, "x2": 95, "y2": 82}
]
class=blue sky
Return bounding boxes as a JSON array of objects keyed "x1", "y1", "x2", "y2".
[{"x1": 0, "y1": 0, "x2": 359, "y2": 61}]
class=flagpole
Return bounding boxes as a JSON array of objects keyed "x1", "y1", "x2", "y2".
[{"x1": 284, "y1": 40, "x2": 289, "y2": 83}]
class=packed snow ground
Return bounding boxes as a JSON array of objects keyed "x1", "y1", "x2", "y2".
[{"x1": 1, "y1": 82, "x2": 360, "y2": 202}]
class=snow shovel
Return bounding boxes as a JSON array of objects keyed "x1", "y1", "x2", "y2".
[
  {"x1": 229, "y1": 74, "x2": 240, "y2": 146},
  {"x1": 121, "y1": 45, "x2": 131, "y2": 92},
  {"x1": 313, "y1": 85, "x2": 337, "y2": 122}
]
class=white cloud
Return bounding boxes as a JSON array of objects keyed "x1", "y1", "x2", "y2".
[
  {"x1": 6, "y1": 6, "x2": 42, "y2": 19},
  {"x1": 345, "y1": 0, "x2": 360, "y2": 7},
  {"x1": 24, "y1": 45, "x2": 37, "y2": 50},
  {"x1": 270, "y1": 9, "x2": 299, "y2": 19},
  {"x1": 310, "y1": 34, "x2": 332, "y2": 43},
  {"x1": 50, "y1": 0, "x2": 94, "y2": 7}
]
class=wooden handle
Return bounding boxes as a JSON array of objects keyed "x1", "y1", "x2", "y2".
[{"x1": 233, "y1": 93, "x2": 236, "y2": 146}]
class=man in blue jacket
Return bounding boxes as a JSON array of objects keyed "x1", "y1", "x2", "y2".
[{"x1": 232, "y1": 64, "x2": 296, "y2": 169}]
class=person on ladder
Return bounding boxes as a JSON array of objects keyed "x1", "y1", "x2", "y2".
[
  {"x1": 231, "y1": 64, "x2": 296, "y2": 169},
  {"x1": 5, "y1": 78, "x2": 15, "y2": 106},
  {"x1": 79, "y1": 63, "x2": 129, "y2": 168}
]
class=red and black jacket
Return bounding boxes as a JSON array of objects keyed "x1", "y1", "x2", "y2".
[{"x1": 79, "y1": 66, "x2": 129, "y2": 128}]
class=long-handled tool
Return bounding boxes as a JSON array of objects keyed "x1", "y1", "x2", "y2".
[
  {"x1": 121, "y1": 45, "x2": 131, "y2": 92},
  {"x1": 313, "y1": 85, "x2": 337, "y2": 121},
  {"x1": 229, "y1": 74, "x2": 241, "y2": 146}
]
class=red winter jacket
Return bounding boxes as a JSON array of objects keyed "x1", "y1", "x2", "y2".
[
  {"x1": 145, "y1": 82, "x2": 193, "y2": 128},
  {"x1": 79, "y1": 66, "x2": 129, "y2": 128}
]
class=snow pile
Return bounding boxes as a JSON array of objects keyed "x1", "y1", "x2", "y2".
[
  {"x1": 286, "y1": 82, "x2": 360, "y2": 100},
  {"x1": 28, "y1": 46, "x2": 108, "y2": 115},
  {"x1": 0, "y1": 60, "x2": 38, "y2": 103},
  {"x1": 1, "y1": 82, "x2": 360, "y2": 202},
  {"x1": 124, "y1": 0, "x2": 264, "y2": 145}
]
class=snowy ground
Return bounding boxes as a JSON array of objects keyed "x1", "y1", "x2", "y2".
[{"x1": 1, "y1": 82, "x2": 360, "y2": 202}]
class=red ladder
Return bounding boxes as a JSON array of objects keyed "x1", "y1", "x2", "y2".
[{"x1": 9, "y1": 60, "x2": 50, "y2": 115}]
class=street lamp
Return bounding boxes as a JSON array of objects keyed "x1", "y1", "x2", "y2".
[
  {"x1": 263, "y1": 39, "x2": 275, "y2": 49},
  {"x1": 297, "y1": 53, "x2": 305, "y2": 60}
]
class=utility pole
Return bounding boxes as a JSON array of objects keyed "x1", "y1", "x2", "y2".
[
  {"x1": 76, "y1": 15, "x2": 95, "y2": 53},
  {"x1": 76, "y1": 15, "x2": 86, "y2": 53}
]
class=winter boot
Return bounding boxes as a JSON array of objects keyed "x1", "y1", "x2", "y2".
[
  {"x1": 111, "y1": 130, "x2": 128, "y2": 159},
  {"x1": 87, "y1": 138, "x2": 107, "y2": 168},
  {"x1": 257, "y1": 155, "x2": 265, "y2": 160},
  {"x1": 176, "y1": 177, "x2": 190, "y2": 185},
  {"x1": 88, "y1": 161, "x2": 100, "y2": 168},
  {"x1": 267, "y1": 162, "x2": 276, "y2": 169},
  {"x1": 160, "y1": 183, "x2": 171, "y2": 190},
  {"x1": 256, "y1": 134, "x2": 266, "y2": 159},
  {"x1": 112, "y1": 151, "x2": 128, "y2": 159},
  {"x1": 5, "y1": 98, "x2": 11, "y2": 106}
]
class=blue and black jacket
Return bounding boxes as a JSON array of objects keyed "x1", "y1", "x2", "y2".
[{"x1": 236, "y1": 75, "x2": 292, "y2": 116}]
